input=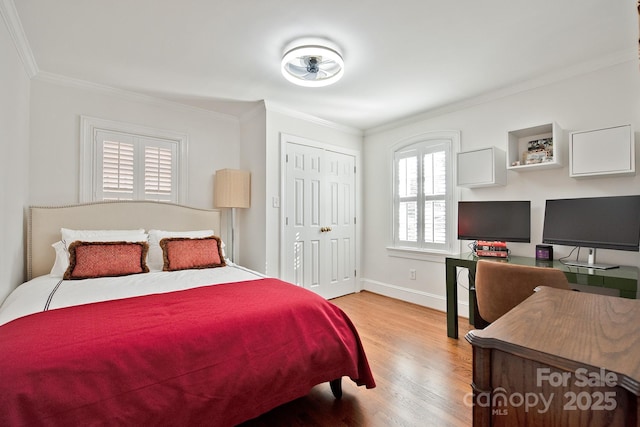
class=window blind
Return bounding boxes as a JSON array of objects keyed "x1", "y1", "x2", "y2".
[
  {"x1": 94, "y1": 130, "x2": 178, "y2": 202},
  {"x1": 393, "y1": 136, "x2": 454, "y2": 252},
  {"x1": 144, "y1": 145, "x2": 173, "y2": 201},
  {"x1": 102, "y1": 140, "x2": 134, "y2": 200}
]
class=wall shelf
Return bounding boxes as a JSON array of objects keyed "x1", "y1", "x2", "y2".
[
  {"x1": 507, "y1": 122, "x2": 563, "y2": 172},
  {"x1": 570, "y1": 124, "x2": 635, "y2": 178},
  {"x1": 457, "y1": 146, "x2": 506, "y2": 187}
]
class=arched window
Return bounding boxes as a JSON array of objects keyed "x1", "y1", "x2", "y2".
[{"x1": 392, "y1": 131, "x2": 458, "y2": 253}]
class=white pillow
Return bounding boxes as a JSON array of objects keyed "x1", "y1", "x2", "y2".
[
  {"x1": 50, "y1": 241, "x2": 69, "y2": 277},
  {"x1": 147, "y1": 229, "x2": 215, "y2": 271},
  {"x1": 61, "y1": 228, "x2": 147, "y2": 248}
]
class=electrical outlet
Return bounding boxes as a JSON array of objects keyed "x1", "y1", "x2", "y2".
[{"x1": 409, "y1": 269, "x2": 416, "y2": 280}]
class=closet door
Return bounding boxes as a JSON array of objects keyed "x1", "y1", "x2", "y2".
[{"x1": 284, "y1": 142, "x2": 356, "y2": 299}]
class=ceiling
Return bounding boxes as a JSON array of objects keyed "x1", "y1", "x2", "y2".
[{"x1": 11, "y1": 0, "x2": 638, "y2": 131}]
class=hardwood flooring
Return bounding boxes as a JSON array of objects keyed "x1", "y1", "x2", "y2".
[{"x1": 240, "y1": 291, "x2": 475, "y2": 426}]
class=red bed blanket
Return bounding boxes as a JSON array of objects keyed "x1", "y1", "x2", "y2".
[{"x1": 0, "y1": 278, "x2": 375, "y2": 426}]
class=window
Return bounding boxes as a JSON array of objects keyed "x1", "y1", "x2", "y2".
[
  {"x1": 80, "y1": 117, "x2": 188, "y2": 203},
  {"x1": 392, "y1": 132, "x2": 458, "y2": 253}
]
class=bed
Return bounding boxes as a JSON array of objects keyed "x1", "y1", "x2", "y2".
[{"x1": 0, "y1": 201, "x2": 375, "y2": 426}]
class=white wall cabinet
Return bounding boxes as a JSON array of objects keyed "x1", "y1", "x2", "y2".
[
  {"x1": 569, "y1": 124, "x2": 635, "y2": 178},
  {"x1": 457, "y1": 147, "x2": 506, "y2": 187},
  {"x1": 507, "y1": 122, "x2": 563, "y2": 171}
]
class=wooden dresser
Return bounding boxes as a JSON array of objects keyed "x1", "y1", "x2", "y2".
[{"x1": 466, "y1": 286, "x2": 640, "y2": 426}]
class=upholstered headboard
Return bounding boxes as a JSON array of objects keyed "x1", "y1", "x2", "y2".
[{"x1": 28, "y1": 201, "x2": 221, "y2": 280}]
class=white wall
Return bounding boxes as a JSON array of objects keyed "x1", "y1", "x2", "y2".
[
  {"x1": 12, "y1": 70, "x2": 364, "y2": 295},
  {"x1": 362, "y1": 60, "x2": 640, "y2": 316},
  {"x1": 0, "y1": 19, "x2": 31, "y2": 302},
  {"x1": 238, "y1": 103, "x2": 267, "y2": 271},
  {"x1": 28, "y1": 77, "x2": 241, "y2": 210}
]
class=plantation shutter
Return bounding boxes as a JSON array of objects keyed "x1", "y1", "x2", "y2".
[
  {"x1": 142, "y1": 137, "x2": 176, "y2": 202},
  {"x1": 101, "y1": 139, "x2": 135, "y2": 200},
  {"x1": 393, "y1": 136, "x2": 453, "y2": 251},
  {"x1": 94, "y1": 131, "x2": 178, "y2": 202},
  {"x1": 395, "y1": 148, "x2": 419, "y2": 246},
  {"x1": 422, "y1": 145, "x2": 447, "y2": 245}
]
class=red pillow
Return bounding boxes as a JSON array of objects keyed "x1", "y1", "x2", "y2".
[
  {"x1": 160, "y1": 236, "x2": 226, "y2": 271},
  {"x1": 64, "y1": 241, "x2": 149, "y2": 280}
]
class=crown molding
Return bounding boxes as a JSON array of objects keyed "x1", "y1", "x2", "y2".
[
  {"x1": 365, "y1": 50, "x2": 637, "y2": 136},
  {"x1": 0, "y1": 0, "x2": 38, "y2": 77},
  {"x1": 33, "y1": 71, "x2": 240, "y2": 122},
  {"x1": 264, "y1": 100, "x2": 363, "y2": 137}
]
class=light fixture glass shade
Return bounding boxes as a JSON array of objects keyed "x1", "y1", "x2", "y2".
[
  {"x1": 214, "y1": 169, "x2": 251, "y2": 208},
  {"x1": 281, "y1": 44, "x2": 344, "y2": 87}
]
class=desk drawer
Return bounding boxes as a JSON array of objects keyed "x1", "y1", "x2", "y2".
[
  {"x1": 564, "y1": 272, "x2": 603, "y2": 286},
  {"x1": 565, "y1": 272, "x2": 637, "y2": 299}
]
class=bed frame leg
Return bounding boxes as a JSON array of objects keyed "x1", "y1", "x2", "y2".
[{"x1": 330, "y1": 378, "x2": 343, "y2": 399}]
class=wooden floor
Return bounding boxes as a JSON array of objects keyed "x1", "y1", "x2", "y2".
[{"x1": 240, "y1": 291, "x2": 475, "y2": 426}]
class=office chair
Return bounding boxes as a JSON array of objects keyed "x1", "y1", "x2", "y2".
[{"x1": 474, "y1": 260, "x2": 571, "y2": 324}]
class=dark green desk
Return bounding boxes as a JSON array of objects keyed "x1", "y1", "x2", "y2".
[{"x1": 445, "y1": 252, "x2": 639, "y2": 338}]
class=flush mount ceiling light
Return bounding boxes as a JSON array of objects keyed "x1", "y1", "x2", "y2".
[{"x1": 281, "y1": 39, "x2": 344, "y2": 87}]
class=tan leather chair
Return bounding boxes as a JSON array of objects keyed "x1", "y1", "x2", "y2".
[{"x1": 474, "y1": 260, "x2": 571, "y2": 324}]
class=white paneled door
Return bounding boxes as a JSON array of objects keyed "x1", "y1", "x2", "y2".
[{"x1": 284, "y1": 142, "x2": 356, "y2": 299}]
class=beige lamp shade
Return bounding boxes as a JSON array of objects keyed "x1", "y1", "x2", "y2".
[{"x1": 214, "y1": 169, "x2": 251, "y2": 208}]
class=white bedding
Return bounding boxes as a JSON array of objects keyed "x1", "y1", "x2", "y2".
[{"x1": 0, "y1": 264, "x2": 264, "y2": 326}]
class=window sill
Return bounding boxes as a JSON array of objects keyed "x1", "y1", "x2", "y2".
[{"x1": 386, "y1": 246, "x2": 453, "y2": 262}]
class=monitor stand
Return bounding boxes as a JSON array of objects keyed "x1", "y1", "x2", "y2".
[{"x1": 563, "y1": 248, "x2": 620, "y2": 270}]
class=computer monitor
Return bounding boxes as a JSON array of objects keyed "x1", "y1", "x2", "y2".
[
  {"x1": 457, "y1": 200, "x2": 531, "y2": 243},
  {"x1": 542, "y1": 195, "x2": 640, "y2": 269}
]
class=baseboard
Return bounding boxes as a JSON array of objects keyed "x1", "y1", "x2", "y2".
[{"x1": 360, "y1": 278, "x2": 469, "y2": 318}]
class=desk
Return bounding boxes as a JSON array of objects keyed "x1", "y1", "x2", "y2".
[
  {"x1": 445, "y1": 252, "x2": 639, "y2": 338},
  {"x1": 465, "y1": 287, "x2": 640, "y2": 426}
]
